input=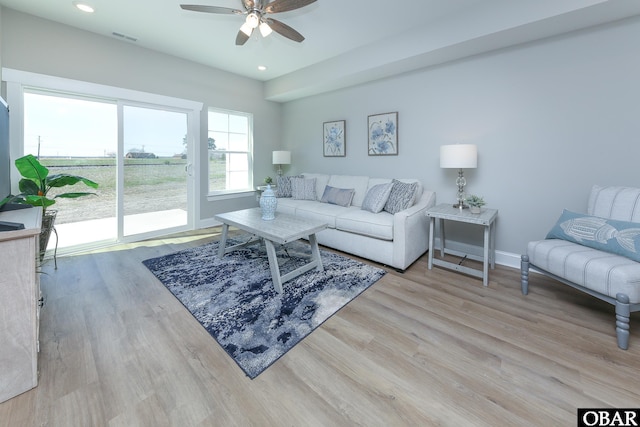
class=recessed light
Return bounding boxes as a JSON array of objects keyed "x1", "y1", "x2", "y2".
[
  {"x1": 73, "y1": 2, "x2": 95, "y2": 13},
  {"x1": 258, "y1": 65, "x2": 267, "y2": 71}
]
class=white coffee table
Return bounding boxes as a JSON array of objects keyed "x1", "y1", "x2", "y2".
[{"x1": 213, "y1": 208, "x2": 328, "y2": 293}]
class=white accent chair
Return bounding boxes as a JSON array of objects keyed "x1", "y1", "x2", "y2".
[{"x1": 521, "y1": 185, "x2": 640, "y2": 349}]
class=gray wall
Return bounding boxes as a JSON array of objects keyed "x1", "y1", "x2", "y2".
[
  {"x1": 0, "y1": 8, "x2": 281, "y2": 221},
  {"x1": 281, "y1": 16, "x2": 640, "y2": 261}
]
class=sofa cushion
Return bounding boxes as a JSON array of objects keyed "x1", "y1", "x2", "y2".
[
  {"x1": 361, "y1": 182, "x2": 393, "y2": 213},
  {"x1": 291, "y1": 177, "x2": 317, "y2": 200},
  {"x1": 546, "y1": 209, "x2": 640, "y2": 262},
  {"x1": 336, "y1": 209, "x2": 394, "y2": 241},
  {"x1": 302, "y1": 173, "x2": 330, "y2": 201},
  {"x1": 527, "y1": 239, "x2": 640, "y2": 303},
  {"x1": 295, "y1": 202, "x2": 357, "y2": 229},
  {"x1": 384, "y1": 179, "x2": 418, "y2": 214},
  {"x1": 275, "y1": 197, "x2": 299, "y2": 215},
  {"x1": 320, "y1": 186, "x2": 355, "y2": 207}
]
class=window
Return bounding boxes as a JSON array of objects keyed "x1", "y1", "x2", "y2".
[{"x1": 208, "y1": 109, "x2": 253, "y2": 194}]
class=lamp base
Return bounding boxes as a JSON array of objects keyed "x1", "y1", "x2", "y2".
[{"x1": 454, "y1": 169, "x2": 468, "y2": 210}]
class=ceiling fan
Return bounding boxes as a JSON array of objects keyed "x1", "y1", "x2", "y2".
[{"x1": 180, "y1": 0, "x2": 317, "y2": 46}]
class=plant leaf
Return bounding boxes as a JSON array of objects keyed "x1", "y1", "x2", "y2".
[
  {"x1": 23, "y1": 195, "x2": 55, "y2": 207},
  {"x1": 18, "y1": 178, "x2": 41, "y2": 195},
  {"x1": 15, "y1": 154, "x2": 49, "y2": 183},
  {"x1": 47, "y1": 174, "x2": 99, "y2": 189}
]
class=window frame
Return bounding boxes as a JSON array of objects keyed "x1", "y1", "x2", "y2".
[{"x1": 206, "y1": 107, "x2": 254, "y2": 197}]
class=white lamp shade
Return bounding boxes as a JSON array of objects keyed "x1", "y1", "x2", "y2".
[
  {"x1": 440, "y1": 144, "x2": 478, "y2": 168},
  {"x1": 272, "y1": 150, "x2": 291, "y2": 165}
]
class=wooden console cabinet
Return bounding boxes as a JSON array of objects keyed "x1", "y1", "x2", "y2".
[{"x1": 0, "y1": 206, "x2": 42, "y2": 403}]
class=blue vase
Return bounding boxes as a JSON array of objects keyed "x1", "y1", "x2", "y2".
[{"x1": 260, "y1": 184, "x2": 277, "y2": 220}]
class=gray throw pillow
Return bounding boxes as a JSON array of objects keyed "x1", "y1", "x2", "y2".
[
  {"x1": 361, "y1": 182, "x2": 393, "y2": 213},
  {"x1": 291, "y1": 177, "x2": 317, "y2": 200},
  {"x1": 275, "y1": 175, "x2": 302, "y2": 198},
  {"x1": 384, "y1": 179, "x2": 418, "y2": 214},
  {"x1": 320, "y1": 186, "x2": 356, "y2": 207}
]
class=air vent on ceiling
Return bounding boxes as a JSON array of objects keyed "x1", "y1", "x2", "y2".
[{"x1": 112, "y1": 32, "x2": 138, "y2": 42}]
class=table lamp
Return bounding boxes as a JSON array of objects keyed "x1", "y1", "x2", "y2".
[
  {"x1": 440, "y1": 144, "x2": 478, "y2": 209},
  {"x1": 272, "y1": 151, "x2": 291, "y2": 176}
]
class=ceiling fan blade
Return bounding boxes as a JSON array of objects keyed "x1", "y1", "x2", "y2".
[
  {"x1": 266, "y1": 18, "x2": 304, "y2": 42},
  {"x1": 236, "y1": 29, "x2": 251, "y2": 46},
  {"x1": 241, "y1": 0, "x2": 256, "y2": 10},
  {"x1": 264, "y1": 0, "x2": 317, "y2": 14},
  {"x1": 180, "y1": 4, "x2": 244, "y2": 15}
]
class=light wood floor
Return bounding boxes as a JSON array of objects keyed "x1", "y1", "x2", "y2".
[{"x1": 1, "y1": 228, "x2": 638, "y2": 426}]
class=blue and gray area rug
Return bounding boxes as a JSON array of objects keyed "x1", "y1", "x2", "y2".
[{"x1": 142, "y1": 238, "x2": 386, "y2": 379}]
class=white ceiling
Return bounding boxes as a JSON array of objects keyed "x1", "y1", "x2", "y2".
[{"x1": 2, "y1": 0, "x2": 640, "y2": 102}]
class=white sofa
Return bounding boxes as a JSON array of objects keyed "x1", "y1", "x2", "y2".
[{"x1": 275, "y1": 173, "x2": 436, "y2": 271}]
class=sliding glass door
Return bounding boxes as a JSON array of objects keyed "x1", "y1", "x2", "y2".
[
  {"x1": 21, "y1": 90, "x2": 195, "y2": 252},
  {"x1": 121, "y1": 105, "x2": 189, "y2": 237}
]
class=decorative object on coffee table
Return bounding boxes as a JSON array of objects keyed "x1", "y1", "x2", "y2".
[{"x1": 259, "y1": 184, "x2": 277, "y2": 220}]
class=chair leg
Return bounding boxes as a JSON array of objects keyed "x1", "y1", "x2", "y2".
[
  {"x1": 521, "y1": 255, "x2": 529, "y2": 295},
  {"x1": 615, "y1": 293, "x2": 631, "y2": 350}
]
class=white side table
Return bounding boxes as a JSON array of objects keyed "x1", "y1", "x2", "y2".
[{"x1": 426, "y1": 203, "x2": 498, "y2": 286}]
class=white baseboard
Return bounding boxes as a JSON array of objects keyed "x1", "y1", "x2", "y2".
[{"x1": 433, "y1": 238, "x2": 522, "y2": 270}]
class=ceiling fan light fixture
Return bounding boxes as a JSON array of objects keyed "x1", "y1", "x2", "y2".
[
  {"x1": 259, "y1": 21, "x2": 272, "y2": 37},
  {"x1": 245, "y1": 12, "x2": 260, "y2": 29},
  {"x1": 179, "y1": 0, "x2": 316, "y2": 45},
  {"x1": 240, "y1": 22, "x2": 253, "y2": 37}
]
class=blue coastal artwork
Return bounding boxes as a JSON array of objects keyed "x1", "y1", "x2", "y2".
[
  {"x1": 323, "y1": 120, "x2": 346, "y2": 156},
  {"x1": 368, "y1": 112, "x2": 398, "y2": 155}
]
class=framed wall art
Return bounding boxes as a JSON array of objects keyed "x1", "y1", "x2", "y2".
[
  {"x1": 368, "y1": 112, "x2": 398, "y2": 156},
  {"x1": 323, "y1": 120, "x2": 346, "y2": 157}
]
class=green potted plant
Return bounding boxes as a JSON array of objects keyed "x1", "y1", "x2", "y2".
[
  {"x1": 465, "y1": 194, "x2": 486, "y2": 214},
  {"x1": 11, "y1": 154, "x2": 99, "y2": 260},
  {"x1": 264, "y1": 176, "x2": 273, "y2": 185}
]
